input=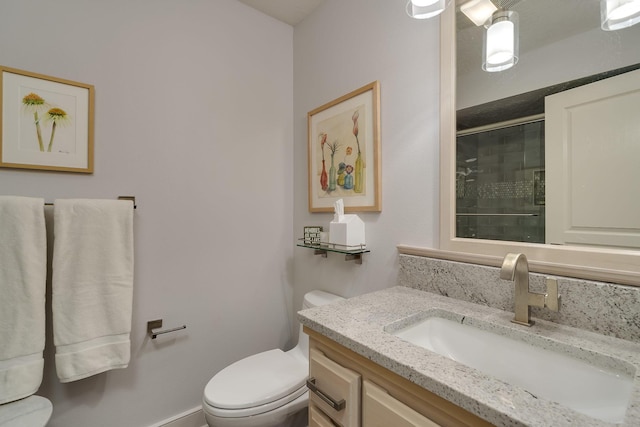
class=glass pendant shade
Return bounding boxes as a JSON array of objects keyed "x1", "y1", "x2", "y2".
[
  {"x1": 601, "y1": 0, "x2": 640, "y2": 30},
  {"x1": 406, "y1": 0, "x2": 452, "y2": 19},
  {"x1": 483, "y1": 10, "x2": 519, "y2": 72}
]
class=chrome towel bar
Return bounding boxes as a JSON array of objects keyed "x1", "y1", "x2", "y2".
[{"x1": 44, "y1": 195, "x2": 137, "y2": 209}]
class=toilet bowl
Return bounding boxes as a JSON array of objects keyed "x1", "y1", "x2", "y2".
[
  {"x1": 202, "y1": 290, "x2": 345, "y2": 427},
  {"x1": 0, "y1": 395, "x2": 52, "y2": 427}
]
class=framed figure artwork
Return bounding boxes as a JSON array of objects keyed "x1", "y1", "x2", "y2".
[{"x1": 308, "y1": 81, "x2": 381, "y2": 212}]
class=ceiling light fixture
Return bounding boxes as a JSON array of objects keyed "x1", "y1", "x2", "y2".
[
  {"x1": 461, "y1": 0, "x2": 498, "y2": 26},
  {"x1": 601, "y1": 0, "x2": 640, "y2": 30},
  {"x1": 406, "y1": 0, "x2": 452, "y2": 19},
  {"x1": 483, "y1": 9, "x2": 519, "y2": 72}
]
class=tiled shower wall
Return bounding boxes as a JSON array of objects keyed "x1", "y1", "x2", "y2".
[
  {"x1": 398, "y1": 254, "x2": 640, "y2": 343},
  {"x1": 456, "y1": 120, "x2": 545, "y2": 243}
]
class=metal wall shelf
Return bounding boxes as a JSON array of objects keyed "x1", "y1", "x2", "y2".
[{"x1": 297, "y1": 239, "x2": 369, "y2": 264}]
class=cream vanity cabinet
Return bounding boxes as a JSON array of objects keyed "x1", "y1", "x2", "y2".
[{"x1": 306, "y1": 328, "x2": 493, "y2": 427}]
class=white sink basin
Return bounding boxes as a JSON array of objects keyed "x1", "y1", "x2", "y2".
[{"x1": 390, "y1": 314, "x2": 635, "y2": 423}]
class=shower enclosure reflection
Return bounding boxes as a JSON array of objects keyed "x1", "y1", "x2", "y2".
[{"x1": 456, "y1": 119, "x2": 544, "y2": 243}]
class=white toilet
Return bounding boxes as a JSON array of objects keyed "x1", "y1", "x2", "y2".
[
  {"x1": 0, "y1": 395, "x2": 52, "y2": 427},
  {"x1": 202, "y1": 290, "x2": 345, "y2": 427}
]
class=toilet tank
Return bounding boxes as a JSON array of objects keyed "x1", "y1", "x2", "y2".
[{"x1": 293, "y1": 290, "x2": 345, "y2": 361}]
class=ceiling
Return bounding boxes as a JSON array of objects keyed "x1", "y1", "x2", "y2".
[
  {"x1": 236, "y1": 0, "x2": 603, "y2": 70},
  {"x1": 236, "y1": 0, "x2": 325, "y2": 26}
]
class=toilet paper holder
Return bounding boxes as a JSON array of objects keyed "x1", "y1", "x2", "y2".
[{"x1": 147, "y1": 319, "x2": 187, "y2": 339}]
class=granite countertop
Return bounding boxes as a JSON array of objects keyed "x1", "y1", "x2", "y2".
[{"x1": 298, "y1": 286, "x2": 640, "y2": 427}]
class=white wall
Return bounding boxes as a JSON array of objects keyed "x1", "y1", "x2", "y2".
[
  {"x1": 292, "y1": 0, "x2": 441, "y2": 309},
  {"x1": 0, "y1": 0, "x2": 444, "y2": 424},
  {"x1": 0, "y1": 1, "x2": 294, "y2": 426}
]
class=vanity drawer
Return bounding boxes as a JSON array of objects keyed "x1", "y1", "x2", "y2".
[
  {"x1": 309, "y1": 347, "x2": 361, "y2": 427},
  {"x1": 363, "y1": 380, "x2": 440, "y2": 427},
  {"x1": 309, "y1": 402, "x2": 337, "y2": 427}
]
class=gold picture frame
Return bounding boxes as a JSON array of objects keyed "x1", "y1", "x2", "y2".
[
  {"x1": 0, "y1": 66, "x2": 94, "y2": 173},
  {"x1": 308, "y1": 81, "x2": 381, "y2": 212}
]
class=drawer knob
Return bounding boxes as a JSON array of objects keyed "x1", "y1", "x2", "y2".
[{"x1": 306, "y1": 377, "x2": 346, "y2": 411}]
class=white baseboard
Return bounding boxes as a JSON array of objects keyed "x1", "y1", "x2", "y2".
[{"x1": 148, "y1": 406, "x2": 206, "y2": 427}]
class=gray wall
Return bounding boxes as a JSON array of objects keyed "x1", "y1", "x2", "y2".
[
  {"x1": 0, "y1": 1, "x2": 294, "y2": 426},
  {"x1": 292, "y1": 0, "x2": 442, "y2": 310}
]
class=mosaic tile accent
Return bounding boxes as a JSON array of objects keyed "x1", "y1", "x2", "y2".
[{"x1": 459, "y1": 180, "x2": 538, "y2": 200}]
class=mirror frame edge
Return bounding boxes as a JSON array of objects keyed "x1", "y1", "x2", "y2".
[{"x1": 397, "y1": 4, "x2": 640, "y2": 287}]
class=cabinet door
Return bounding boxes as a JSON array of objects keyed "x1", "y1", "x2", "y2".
[
  {"x1": 363, "y1": 380, "x2": 441, "y2": 427},
  {"x1": 309, "y1": 348, "x2": 361, "y2": 427},
  {"x1": 309, "y1": 402, "x2": 337, "y2": 427}
]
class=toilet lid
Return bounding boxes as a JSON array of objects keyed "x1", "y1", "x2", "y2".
[
  {"x1": 0, "y1": 395, "x2": 52, "y2": 427},
  {"x1": 204, "y1": 349, "x2": 307, "y2": 410}
]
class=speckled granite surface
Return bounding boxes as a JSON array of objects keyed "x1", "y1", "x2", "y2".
[
  {"x1": 398, "y1": 254, "x2": 640, "y2": 343},
  {"x1": 298, "y1": 287, "x2": 640, "y2": 427}
]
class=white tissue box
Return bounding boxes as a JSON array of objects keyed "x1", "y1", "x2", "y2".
[{"x1": 329, "y1": 214, "x2": 365, "y2": 248}]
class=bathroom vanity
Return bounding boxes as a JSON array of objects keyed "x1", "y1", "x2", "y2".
[
  {"x1": 307, "y1": 329, "x2": 491, "y2": 426},
  {"x1": 299, "y1": 286, "x2": 640, "y2": 427}
]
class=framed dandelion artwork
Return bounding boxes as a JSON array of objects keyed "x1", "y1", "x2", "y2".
[
  {"x1": 0, "y1": 66, "x2": 94, "y2": 173},
  {"x1": 308, "y1": 81, "x2": 381, "y2": 212}
]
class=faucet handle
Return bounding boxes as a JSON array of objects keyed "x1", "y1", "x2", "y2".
[{"x1": 544, "y1": 278, "x2": 561, "y2": 312}]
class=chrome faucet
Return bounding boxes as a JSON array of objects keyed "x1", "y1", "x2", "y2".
[{"x1": 500, "y1": 253, "x2": 560, "y2": 326}]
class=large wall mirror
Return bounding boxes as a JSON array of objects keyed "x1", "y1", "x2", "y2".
[
  {"x1": 400, "y1": 0, "x2": 640, "y2": 286},
  {"x1": 456, "y1": 0, "x2": 640, "y2": 248}
]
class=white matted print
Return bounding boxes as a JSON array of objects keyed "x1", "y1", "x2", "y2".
[{"x1": 1, "y1": 66, "x2": 94, "y2": 173}]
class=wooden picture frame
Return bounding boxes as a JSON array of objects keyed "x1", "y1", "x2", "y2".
[
  {"x1": 308, "y1": 81, "x2": 381, "y2": 212},
  {"x1": 0, "y1": 66, "x2": 94, "y2": 173}
]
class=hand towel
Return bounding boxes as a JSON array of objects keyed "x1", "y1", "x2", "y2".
[
  {"x1": 52, "y1": 199, "x2": 134, "y2": 382},
  {"x1": 0, "y1": 196, "x2": 46, "y2": 404}
]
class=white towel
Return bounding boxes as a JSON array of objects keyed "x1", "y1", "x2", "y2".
[
  {"x1": 52, "y1": 199, "x2": 134, "y2": 382},
  {"x1": 0, "y1": 196, "x2": 46, "y2": 404}
]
